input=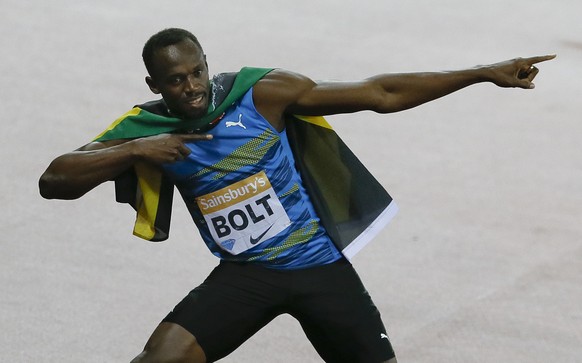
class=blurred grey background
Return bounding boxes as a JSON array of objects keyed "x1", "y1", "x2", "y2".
[{"x1": 1, "y1": 0, "x2": 580, "y2": 362}]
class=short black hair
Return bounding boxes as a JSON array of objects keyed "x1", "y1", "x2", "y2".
[{"x1": 142, "y1": 28, "x2": 203, "y2": 76}]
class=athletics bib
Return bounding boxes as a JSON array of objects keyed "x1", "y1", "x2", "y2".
[{"x1": 196, "y1": 171, "x2": 291, "y2": 255}]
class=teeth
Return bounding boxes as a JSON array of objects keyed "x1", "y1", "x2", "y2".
[{"x1": 189, "y1": 95, "x2": 203, "y2": 104}]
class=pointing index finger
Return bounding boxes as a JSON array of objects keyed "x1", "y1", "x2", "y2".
[
  {"x1": 178, "y1": 133, "x2": 214, "y2": 141},
  {"x1": 526, "y1": 54, "x2": 557, "y2": 65}
]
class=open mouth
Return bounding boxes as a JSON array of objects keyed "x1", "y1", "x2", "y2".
[
  {"x1": 180, "y1": 93, "x2": 209, "y2": 118},
  {"x1": 185, "y1": 93, "x2": 206, "y2": 108}
]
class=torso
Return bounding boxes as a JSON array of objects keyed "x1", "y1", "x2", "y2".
[{"x1": 162, "y1": 88, "x2": 342, "y2": 269}]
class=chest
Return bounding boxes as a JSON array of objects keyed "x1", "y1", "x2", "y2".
[{"x1": 163, "y1": 95, "x2": 291, "y2": 196}]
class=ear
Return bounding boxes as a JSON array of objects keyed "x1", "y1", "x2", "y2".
[{"x1": 145, "y1": 76, "x2": 160, "y2": 94}]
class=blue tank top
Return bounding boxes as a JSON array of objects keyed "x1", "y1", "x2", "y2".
[{"x1": 162, "y1": 88, "x2": 342, "y2": 269}]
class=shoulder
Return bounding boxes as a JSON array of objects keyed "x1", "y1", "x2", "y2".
[
  {"x1": 253, "y1": 69, "x2": 315, "y2": 112},
  {"x1": 260, "y1": 68, "x2": 312, "y2": 82},
  {"x1": 255, "y1": 69, "x2": 315, "y2": 93},
  {"x1": 254, "y1": 69, "x2": 316, "y2": 102},
  {"x1": 136, "y1": 99, "x2": 169, "y2": 116},
  {"x1": 250, "y1": 69, "x2": 315, "y2": 130}
]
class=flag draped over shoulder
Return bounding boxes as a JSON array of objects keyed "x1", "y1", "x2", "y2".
[
  {"x1": 94, "y1": 67, "x2": 398, "y2": 259},
  {"x1": 94, "y1": 67, "x2": 273, "y2": 241},
  {"x1": 285, "y1": 116, "x2": 398, "y2": 259},
  {"x1": 95, "y1": 67, "x2": 274, "y2": 141}
]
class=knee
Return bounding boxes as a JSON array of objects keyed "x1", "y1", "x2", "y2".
[
  {"x1": 131, "y1": 323, "x2": 207, "y2": 363},
  {"x1": 131, "y1": 347, "x2": 204, "y2": 363},
  {"x1": 131, "y1": 338, "x2": 206, "y2": 363}
]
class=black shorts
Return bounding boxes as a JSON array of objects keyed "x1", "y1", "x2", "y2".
[{"x1": 163, "y1": 259, "x2": 395, "y2": 362}]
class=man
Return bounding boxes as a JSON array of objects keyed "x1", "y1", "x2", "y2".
[{"x1": 39, "y1": 28, "x2": 554, "y2": 363}]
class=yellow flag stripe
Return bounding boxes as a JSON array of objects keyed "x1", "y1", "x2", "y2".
[
  {"x1": 293, "y1": 115, "x2": 333, "y2": 129},
  {"x1": 93, "y1": 107, "x2": 141, "y2": 141},
  {"x1": 132, "y1": 162, "x2": 162, "y2": 240}
]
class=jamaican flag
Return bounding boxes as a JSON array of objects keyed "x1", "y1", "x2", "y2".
[
  {"x1": 95, "y1": 67, "x2": 273, "y2": 141},
  {"x1": 95, "y1": 67, "x2": 397, "y2": 259},
  {"x1": 94, "y1": 67, "x2": 273, "y2": 241},
  {"x1": 285, "y1": 115, "x2": 398, "y2": 259}
]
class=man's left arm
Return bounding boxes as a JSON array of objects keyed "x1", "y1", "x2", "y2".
[{"x1": 280, "y1": 55, "x2": 555, "y2": 117}]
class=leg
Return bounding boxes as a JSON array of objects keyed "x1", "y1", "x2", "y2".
[
  {"x1": 131, "y1": 322, "x2": 206, "y2": 363},
  {"x1": 289, "y1": 260, "x2": 397, "y2": 363},
  {"x1": 140, "y1": 262, "x2": 285, "y2": 362}
]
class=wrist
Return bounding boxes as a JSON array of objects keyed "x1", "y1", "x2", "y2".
[
  {"x1": 470, "y1": 65, "x2": 494, "y2": 84},
  {"x1": 114, "y1": 138, "x2": 144, "y2": 163}
]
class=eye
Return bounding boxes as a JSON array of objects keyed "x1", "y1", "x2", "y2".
[{"x1": 168, "y1": 76, "x2": 184, "y2": 85}]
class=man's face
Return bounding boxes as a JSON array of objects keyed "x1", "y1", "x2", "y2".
[{"x1": 146, "y1": 39, "x2": 210, "y2": 119}]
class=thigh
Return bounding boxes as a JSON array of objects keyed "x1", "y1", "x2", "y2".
[
  {"x1": 162, "y1": 262, "x2": 286, "y2": 362},
  {"x1": 290, "y1": 260, "x2": 396, "y2": 363}
]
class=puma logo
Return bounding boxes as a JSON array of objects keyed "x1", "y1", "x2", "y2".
[{"x1": 225, "y1": 114, "x2": 246, "y2": 129}]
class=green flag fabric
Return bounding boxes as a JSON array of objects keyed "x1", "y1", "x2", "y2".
[
  {"x1": 95, "y1": 67, "x2": 272, "y2": 241},
  {"x1": 95, "y1": 67, "x2": 273, "y2": 142}
]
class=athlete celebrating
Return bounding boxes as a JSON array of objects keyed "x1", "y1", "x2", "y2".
[{"x1": 39, "y1": 28, "x2": 554, "y2": 363}]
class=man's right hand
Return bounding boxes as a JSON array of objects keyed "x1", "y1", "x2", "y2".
[
  {"x1": 130, "y1": 133, "x2": 213, "y2": 165},
  {"x1": 39, "y1": 133, "x2": 212, "y2": 200}
]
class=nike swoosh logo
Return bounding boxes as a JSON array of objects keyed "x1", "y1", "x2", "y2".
[{"x1": 250, "y1": 224, "x2": 274, "y2": 245}]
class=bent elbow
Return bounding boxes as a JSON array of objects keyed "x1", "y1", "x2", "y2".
[
  {"x1": 38, "y1": 174, "x2": 59, "y2": 199},
  {"x1": 38, "y1": 173, "x2": 81, "y2": 200}
]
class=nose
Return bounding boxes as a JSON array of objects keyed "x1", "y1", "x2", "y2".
[{"x1": 184, "y1": 74, "x2": 200, "y2": 94}]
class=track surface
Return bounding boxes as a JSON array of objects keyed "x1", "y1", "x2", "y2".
[{"x1": 1, "y1": 1, "x2": 580, "y2": 362}]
